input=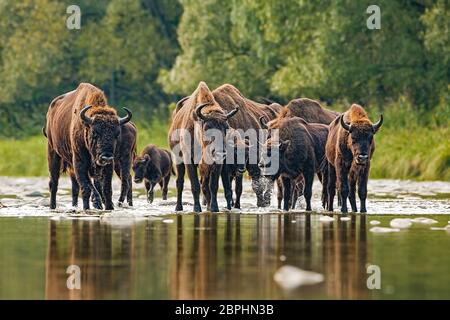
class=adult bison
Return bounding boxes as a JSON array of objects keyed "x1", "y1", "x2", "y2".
[
  {"x1": 260, "y1": 113, "x2": 329, "y2": 211},
  {"x1": 283, "y1": 98, "x2": 339, "y2": 124},
  {"x1": 258, "y1": 117, "x2": 317, "y2": 211},
  {"x1": 212, "y1": 84, "x2": 282, "y2": 207},
  {"x1": 44, "y1": 83, "x2": 132, "y2": 210},
  {"x1": 168, "y1": 82, "x2": 239, "y2": 212},
  {"x1": 325, "y1": 104, "x2": 383, "y2": 213}
]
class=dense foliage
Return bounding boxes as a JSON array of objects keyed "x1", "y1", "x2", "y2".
[{"x1": 0, "y1": 0, "x2": 448, "y2": 137}]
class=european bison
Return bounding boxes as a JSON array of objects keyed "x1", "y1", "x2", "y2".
[
  {"x1": 260, "y1": 113, "x2": 329, "y2": 211},
  {"x1": 133, "y1": 144, "x2": 174, "y2": 204},
  {"x1": 212, "y1": 84, "x2": 282, "y2": 207},
  {"x1": 258, "y1": 116, "x2": 317, "y2": 211},
  {"x1": 44, "y1": 83, "x2": 132, "y2": 210},
  {"x1": 284, "y1": 98, "x2": 339, "y2": 124},
  {"x1": 260, "y1": 99, "x2": 337, "y2": 209},
  {"x1": 168, "y1": 82, "x2": 239, "y2": 212},
  {"x1": 325, "y1": 104, "x2": 383, "y2": 213}
]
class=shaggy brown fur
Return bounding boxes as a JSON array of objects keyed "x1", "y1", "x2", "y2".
[
  {"x1": 45, "y1": 83, "x2": 131, "y2": 210},
  {"x1": 133, "y1": 144, "x2": 174, "y2": 204},
  {"x1": 325, "y1": 104, "x2": 383, "y2": 213},
  {"x1": 260, "y1": 117, "x2": 316, "y2": 211},
  {"x1": 168, "y1": 82, "x2": 238, "y2": 212},
  {"x1": 284, "y1": 98, "x2": 339, "y2": 124},
  {"x1": 212, "y1": 84, "x2": 281, "y2": 207}
]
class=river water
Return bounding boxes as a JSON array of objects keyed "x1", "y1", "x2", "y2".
[{"x1": 0, "y1": 177, "x2": 449, "y2": 299}]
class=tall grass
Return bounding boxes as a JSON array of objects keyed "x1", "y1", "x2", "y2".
[{"x1": 0, "y1": 101, "x2": 448, "y2": 180}]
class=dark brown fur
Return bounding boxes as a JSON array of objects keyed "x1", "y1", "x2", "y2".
[
  {"x1": 133, "y1": 144, "x2": 174, "y2": 204},
  {"x1": 168, "y1": 82, "x2": 238, "y2": 212},
  {"x1": 260, "y1": 117, "x2": 317, "y2": 211},
  {"x1": 45, "y1": 83, "x2": 131, "y2": 210},
  {"x1": 325, "y1": 104, "x2": 383, "y2": 213},
  {"x1": 212, "y1": 84, "x2": 282, "y2": 207},
  {"x1": 284, "y1": 98, "x2": 339, "y2": 124}
]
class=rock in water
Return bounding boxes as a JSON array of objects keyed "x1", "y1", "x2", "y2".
[
  {"x1": 274, "y1": 265, "x2": 324, "y2": 290},
  {"x1": 370, "y1": 227, "x2": 401, "y2": 233},
  {"x1": 390, "y1": 218, "x2": 412, "y2": 229},
  {"x1": 319, "y1": 216, "x2": 334, "y2": 222},
  {"x1": 411, "y1": 217, "x2": 438, "y2": 225}
]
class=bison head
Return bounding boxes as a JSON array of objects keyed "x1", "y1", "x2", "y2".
[
  {"x1": 194, "y1": 103, "x2": 239, "y2": 164},
  {"x1": 132, "y1": 154, "x2": 162, "y2": 184},
  {"x1": 340, "y1": 114, "x2": 383, "y2": 165},
  {"x1": 80, "y1": 105, "x2": 132, "y2": 167}
]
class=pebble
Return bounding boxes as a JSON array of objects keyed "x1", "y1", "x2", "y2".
[
  {"x1": 370, "y1": 227, "x2": 401, "y2": 233},
  {"x1": 390, "y1": 218, "x2": 412, "y2": 229},
  {"x1": 370, "y1": 220, "x2": 381, "y2": 225},
  {"x1": 319, "y1": 216, "x2": 334, "y2": 222},
  {"x1": 410, "y1": 217, "x2": 438, "y2": 225},
  {"x1": 274, "y1": 265, "x2": 324, "y2": 290}
]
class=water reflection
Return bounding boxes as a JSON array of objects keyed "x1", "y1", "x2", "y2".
[{"x1": 44, "y1": 214, "x2": 370, "y2": 299}]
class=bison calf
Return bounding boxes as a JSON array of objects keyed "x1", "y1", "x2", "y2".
[{"x1": 133, "y1": 145, "x2": 174, "y2": 204}]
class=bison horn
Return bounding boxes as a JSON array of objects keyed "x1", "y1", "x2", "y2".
[
  {"x1": 226, "y1": 107, "x2": 239, "y2": 119},
  {"x1": 176, "y1": 96, "x2": 190, "y2": 113},
  {"x1": 340, "y1": 114, "x2": 351, "y2": 132},
  {"x1": 80, "y1": 105, "x2": 94, "y2": 125},
  {"x1": 259, "y1": 116, "x2": 268, "y2": 129},
  {"x1": 195, "y1": 102, "x2": 211, "y2": 121},
  {"x1": 372, "y1": 114, "x2": 383, "y2": 132},
  {"x1": 119, "y1": 107, "x2": 132, "y2": 125}
]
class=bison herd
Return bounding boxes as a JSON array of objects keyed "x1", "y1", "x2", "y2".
[{"x1": 44, "y1": 82, "x2": 383, "y2": 213}]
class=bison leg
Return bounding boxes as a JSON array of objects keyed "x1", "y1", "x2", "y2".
[
  {"x1": 162, "y1": 174, "x2": 170, "y2": 200},
  {"x1": 276, "y1": 178, "x2": 283, "y2": 210},
  {"x1": 281, "y1": 177, "x2": 291, "y2": 212},
  {"x1": 202, "y1": 175, "x2": 211, "y2": 210},
  {"x1": 234, "y1": 175, "x2": 243, "y2": 209},
  {"x1": 70, "y1": 173, "x2": 79, "y2": 207},
  {"x1": 126, "y1": 175, "x2": 133, "y2": 206},
  {"x1": 263, "y1": 178, "x2": 274, "y2": 207},
  {"x1": 221, "y1": 166, "x2": 233, "y2": 210},
  {"x1": 175, "y1": 163, "x2": 185, "y2": 211},
  {"x1": 337, "y1": 164, "x2": 349, "y2": 213},
  {"x1": 303, "y1": 169, "x2": 314, "y2": 212},
  {"x1": 327, "y1": 163, "x2": 336, "y2": 212},
  {"x1": 186, "y1": 164, "x2": 202, "y2": 212},
  {"x1": 251, "y1": 176, "x2": 266, "y2": 207},
  {"x1": 358, "y1": 166, "x2": 370, "y2": 213},
  {"x1": 209, "y1": 166, "x2": 221, "y2": 213},
  {"x1": 319, "y1": 170, "x2": 328, "y2": 209},
  {"x1": 48, "y1": 148, "x2": 61, "y2": 210},
  {"x1": 348, "y1": 171, "x2": 358, "y2": 213},
  {"x1": 145, "y1": 180, "x2": 154, "y2": 204},
  {"x1": 101, "y1": 164, "x2": 114, "y2": 210},
  {"x1": 75, "y1": 159, "x2": 102, "y2": 210},
  {"x1": 117, "y1": 157, "x2": 131, "y2": 206}
]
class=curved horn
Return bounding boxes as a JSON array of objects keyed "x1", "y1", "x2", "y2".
[
  {"x1": 259, "y1": 116, "x2": 268, "y2": 129},
  {"x1": 194, "y1": 102, "x2": 211, "y2": 121},
  {"x1": 175, "y1": 96, "x2": 190, "y2": 113},
  {"x1": 372, "y1": 114, "x2": 383, "y2": 132},
  {"x1": 119, "y1": 107, "x2": 132, "y2": 125},
  {"x1": 340, "y1": 114, "x2": 351, "y2": 132},
  {"x1": 80, "y1": 105, "x2": 93, "y2": 125},
  {"x1": 226, "y1": 107, "x2": 239, "y2": 119}
]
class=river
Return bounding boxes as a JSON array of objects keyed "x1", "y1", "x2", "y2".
[{"x1": 0, "y1": 177, "x2": 449, "y2": 299}]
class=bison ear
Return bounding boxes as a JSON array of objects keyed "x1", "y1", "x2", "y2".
[
  {"x1": 143, "y1": 154, "x2": 151, "y2": 162},
  {"x1": 280, "y1": 140, "x2": 291, "y2": 151}
]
